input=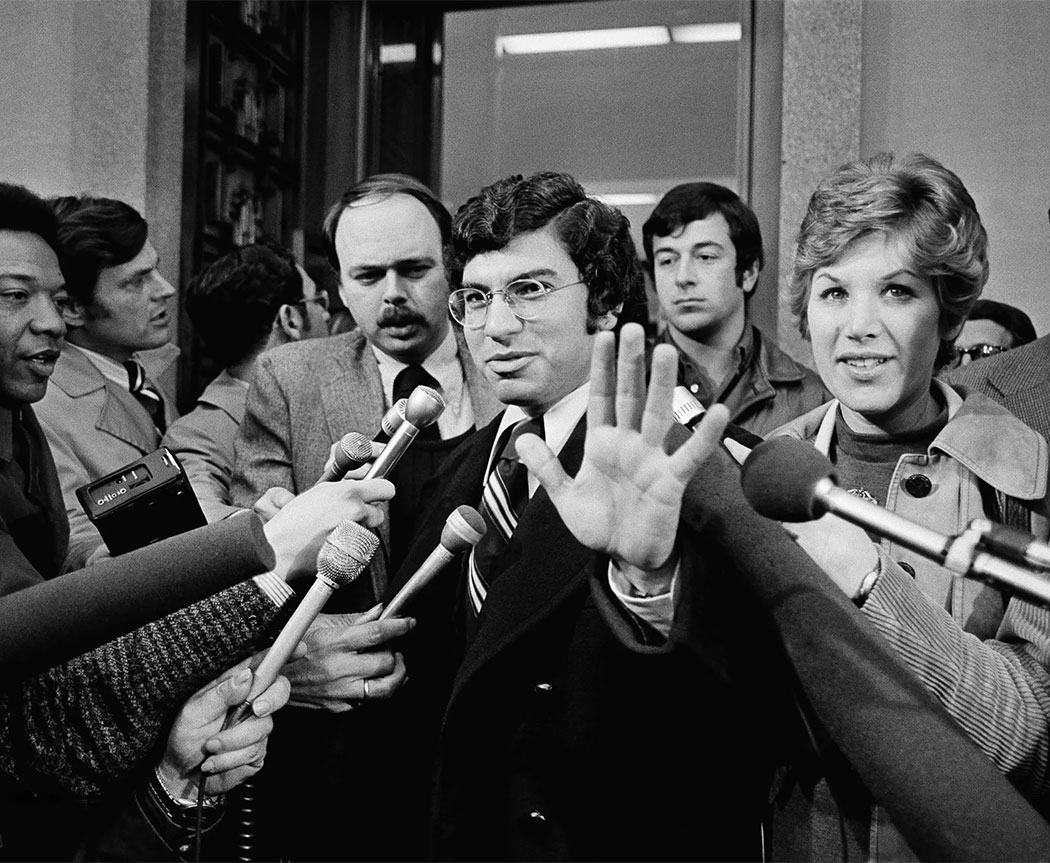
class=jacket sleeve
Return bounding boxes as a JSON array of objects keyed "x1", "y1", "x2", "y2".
[
  {"x1": 230, "y1": 354, "x2": 297, "y2": 509},
  {"x1": 861, "y1": 552, "x2": 1050, "y2": 801},
  {"x1": 162, "y1": 402, "x2": 243, "y2": 523},
  {"x1": 0, "y1": 580, "x2": 288, "y2": 799}
]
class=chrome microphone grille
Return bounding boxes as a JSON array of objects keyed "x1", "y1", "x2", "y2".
[{"x1": 316, "y1": 520, "x2": 380, "y2": 586}]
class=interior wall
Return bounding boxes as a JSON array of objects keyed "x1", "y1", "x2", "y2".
[
  {"x1": 861, "y1": 0, "x2": 1050, "y2": 338},
  {"x1": 0, "y1": 0, "x2": 185, "y2": 350}
]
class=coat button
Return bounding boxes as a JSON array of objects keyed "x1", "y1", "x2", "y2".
[
  {"x1": 903, "y1": 474, "x2": 932, "y2": 498},
  {"x1": 689, "y1": 384, "x2": 699, "y2": 393},
  {"x1": 898, "y1": 561, "x2": 916, "y2": 577},
  {"x1": 534, "y1": 682, "x2": 552, "y2": 693}
]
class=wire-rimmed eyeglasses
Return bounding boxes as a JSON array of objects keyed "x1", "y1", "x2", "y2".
[
  {"x1": 448, "y1": 278, "x2": 585, "y2": 329},
  {"x1": 952, "y1": 342, "x2": 1009, "y2": 367}
]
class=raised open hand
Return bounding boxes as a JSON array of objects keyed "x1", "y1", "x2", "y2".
[{"x1": 516, "y1": 322, "x2": 729, "y2": 587}]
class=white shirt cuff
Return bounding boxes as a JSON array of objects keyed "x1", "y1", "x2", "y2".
[
  {"x1": 252, "y1": 570, "x2": 296, "y2": 607},
  {"x1": 607, "y1": 561, "x2": 677, "y2": 638}
]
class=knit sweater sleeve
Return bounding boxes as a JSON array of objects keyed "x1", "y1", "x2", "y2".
[{"x1": 0, "y1": 580, "x2": 289, "y2": 798}]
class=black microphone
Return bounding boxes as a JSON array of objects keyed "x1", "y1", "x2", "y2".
[
  {"x1": 380, "y1": 505, "x2": 486, "y2": 620},
  {"x1": 740, "y1": 437, "x2": 1050, "y2": 607},
  {"x1": 318, "y1": 432, "x2": 377, "y2": 483},
  {"x1": 224, "y1": 519, "x2": 380, "y2": 727},
  {"x1": 373, "y1": 398, "x2": 407, "y2": 445},
  {"x1": 363, "y1": 386, "x2": 444, "y2": 480}
]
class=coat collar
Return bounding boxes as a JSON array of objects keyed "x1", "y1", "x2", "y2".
[{"x1": 800, "y1": 379, "x2": 1047, "y2": 501}]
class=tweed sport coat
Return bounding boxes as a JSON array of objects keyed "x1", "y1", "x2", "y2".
[
  {"x1": 230, "y1": 326, "x2": 501, "y2": 600},
  {"x1": 944, "y1": 332, "x2": 1050, "y2": 444}
]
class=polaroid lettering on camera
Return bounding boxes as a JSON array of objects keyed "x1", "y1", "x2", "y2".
[{"x1": 75, "y1": 447, "x2": 207, "y2": 556}]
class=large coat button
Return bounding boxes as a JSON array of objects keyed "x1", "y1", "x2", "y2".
[{"x1": 903, "y1": 474, "x2": 932, "y2": 498}]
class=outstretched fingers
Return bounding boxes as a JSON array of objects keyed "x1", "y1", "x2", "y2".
[
  {"x1": 640, "y1": 342, "x2": 680, "y2": 446},
  {"x1": 586, "y1": 330, "x2": 618, "y2": 430},
  {"x1": 615, "y1": 323, "x2": 648, "y2": 431},
  {"x1": 667, "y1": 403, "x2": 730, "y2": 486},
  {"x1": 516, "y1": 433, "x2": 570, "y2": 501}
]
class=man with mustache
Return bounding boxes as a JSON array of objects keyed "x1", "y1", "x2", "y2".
[
  {"x1": 644, "y1": 182, "x2": 826, "y2": 435},
  {"x1": 228, "y1": 173, "x2": 500, "y2": 861},
  {"x1": 34, "y1": 194, "x2": 181, "y2": 570}
]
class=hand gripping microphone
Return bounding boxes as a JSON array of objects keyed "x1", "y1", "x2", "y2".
[
  {"x1": 363, "y1": 386, "x2": 444, "y2": 480},
  {"x1": 740, "y1": 437, "x2": 1050, "y2": 608},
  {"x1": 380, "y1": 505, "x2": 486, "y2": 620},
  {"x1": 224, "y1": 520, "x2": 380, "y2": 727},
  {"x1": 318, "y1": 432, "x2": 377, "y2": 483}
]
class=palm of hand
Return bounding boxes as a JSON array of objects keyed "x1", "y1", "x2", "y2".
[{"x1": 552, "y1": 425, "x2": 688, "y2": 570}]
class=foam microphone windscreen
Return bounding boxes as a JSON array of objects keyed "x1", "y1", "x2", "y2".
[
  {"x1": 442, "y1": 504, "x2": 486, "y2": 552},
  {"x1": 0, "y1": 511, "x2": 275, "y2": 683},
  {"x1": 740, "y1": 437, "x2": 838, "y2": 522}
]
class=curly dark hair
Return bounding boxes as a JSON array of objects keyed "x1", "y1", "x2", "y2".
[
  {"x1": 446, "y1": 171, "x2": 645, "y2": 332},
  {"x1": 185, "y1": 242, "x2": 304, "y2": 368},
  {"x1": 50, "y1": 195, "x2": 148, "y2": 306}
]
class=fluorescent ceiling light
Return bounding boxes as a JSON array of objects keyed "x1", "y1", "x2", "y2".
[
  {"x1": 594, "y1": 193, "x2": 661, "y2": 207},
  {"x1": 380, "y1": 43, "x2": 416, "y2": 64},
  {"x1": 671, "y1": 23, "x2": 742, "y2": 44},
  {"x1": 497, "y1": 26, "x2": 670, "y2": 56}
]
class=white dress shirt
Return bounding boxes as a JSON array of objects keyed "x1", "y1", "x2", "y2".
[{"x1": 372, "y1": 328, "x2": 475, "y2": 438}]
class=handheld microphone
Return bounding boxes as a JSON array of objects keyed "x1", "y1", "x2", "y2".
[
  {"x1": 374, "y1": 398, "x2": 408, "y2": 445},
  {"x1": 672, "y1": 386, "x2": 705, "y2": 430},
  {"x1": 363, "y1": 386, "x2": 444, "y2": 480},
  {"x1": 740, "y1": 437, "x2": 1050, "y2": 607},
  {"x1": 672, "y1": 386, "x2": 754, "y2": 465},
  {"x1": 224, "y1": 520, "x2": 380, "y2": 727},
  {"x1": 318, "y1": 432, "x2": 377, "y2": 483},
  {"x1": 380, "y1": 505, "x2": 486, "y2": 620}
]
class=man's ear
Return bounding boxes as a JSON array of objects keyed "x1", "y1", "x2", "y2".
[
  {"x1": 63, "y1": 297, "x2": 89, "y2": 331},
  {"x1": 740, "y1": 264, "x2": 759, "y2": 296},
  {"x1": 276, "y1": 304, "x2": 306, "y2": 341}
]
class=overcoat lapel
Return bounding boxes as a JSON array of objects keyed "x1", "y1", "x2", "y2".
[{"x1": 452, "y1": 418, "x2": 589, "y2": 696}]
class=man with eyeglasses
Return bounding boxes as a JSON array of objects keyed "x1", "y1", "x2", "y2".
[
  {"x1": 162, "y1": 242, "x2": 331, "y2": 522},
  {"x1": 35, "y1": 194, "x2": 181, "y2": 570},
  {"x1": 372, "y1": 171, "x2": 776, "y2": 860},
  {"x1": 943, "y1": 298, "x2": 1037, "y2": 369}
]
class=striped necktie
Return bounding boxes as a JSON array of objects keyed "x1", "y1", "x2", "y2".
[
  {"x1": 467, "y1": 416, "x2": 544, "y2": 617},
  {"x1": 124, "y1": 359, "x2": 167, "y2": 433}
]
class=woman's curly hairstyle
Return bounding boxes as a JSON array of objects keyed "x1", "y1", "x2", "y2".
[{"x1": 789, "y1": 152, "x2": 989, "y2": 369}]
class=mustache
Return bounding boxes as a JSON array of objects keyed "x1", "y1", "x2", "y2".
[{"x1": 377, "y1": 308, "x2": 426, "y2": 327}]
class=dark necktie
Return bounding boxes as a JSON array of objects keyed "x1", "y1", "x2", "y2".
[
  {"x1": 467, "y1": 416, "x2": 544, "y2": 617},
  {"x1": 393, "y1": 364, "x2": 440, "y2": 441},
  {"x1": 124, "y1": 359, "x2": 167, "y2": 433}
]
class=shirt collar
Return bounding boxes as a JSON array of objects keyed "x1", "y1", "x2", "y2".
[
  {"x1": 371, "y1": 327, "x2": 461, "y2": 403},
  {"x1": 492, "y1": 380, "x2": 590, "y2": 462},
  {"x1": 71, "y1": 343, "x2": 132, "y2": 390}
]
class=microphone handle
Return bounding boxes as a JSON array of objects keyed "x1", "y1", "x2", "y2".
[
  {"x1": 364, "y1": 421, "x2": 419, "y2": 479},
  {"x1": 822, "y1": 480, "x2": 1050, "y2": 608},
  {"x1": 223, "y1": 575, "x2": 337, "y2": 728},
  {"x1": 380, "y1": 544, "x2": 454, "y2": 620}
]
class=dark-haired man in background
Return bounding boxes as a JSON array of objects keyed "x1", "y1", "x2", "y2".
[
  {"x1": 163, "y1": 242, "x2": 330, "y2": 522},
  {"x1": 35, "y1": 194, "x2": 179, "y2": 569},
  {"x1": 643, "y1": 182, "x2": 826, "y2": 434}
]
